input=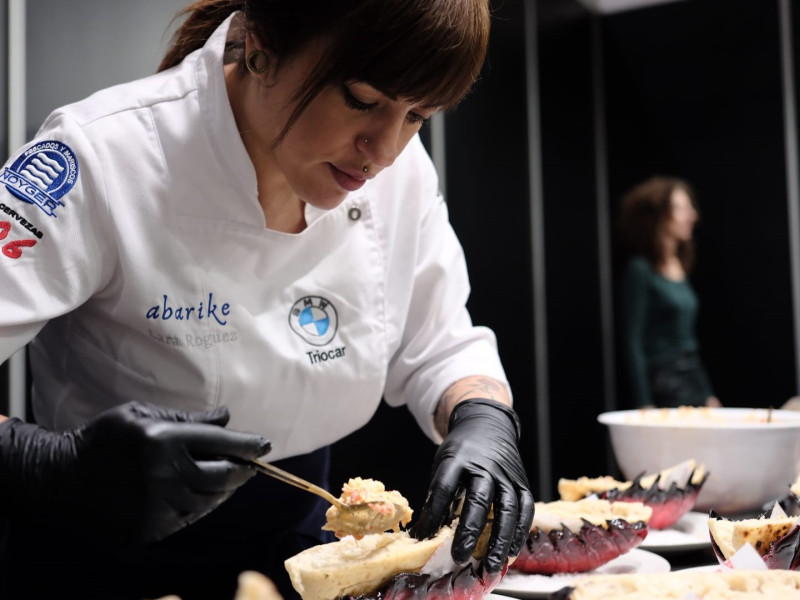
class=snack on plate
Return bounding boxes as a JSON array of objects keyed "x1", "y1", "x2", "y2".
[
  {"x1": 157, "y1": 571, "x2": 282, "y2": 600},
  {"x1": 511, "y1": 498, "x2": 651, "y2": 575},
  {"x1": 233, "y1": 572, "x2": 285, "y2": 600},
  {"x1": 773, "y1": 475, "x2": 800, "y2": 518},
  {"x1": 558, "y1": 459, "x2": 707, "y2": 529},
  {"x1": 550, "y1": 570, "x2": 800, "y2": 599},
  {"x1": 284, "y1": 523, "x2": 504, "y2": 600},
  {"x1": 708, "y1": 502, "x2": 800, "y2": 570},
  {"x1": 323, "y1": 477, "x2": 413, "y2": 539},
  {"x1": 625, "y1": 406, "x2": 779, "y2": 425}
]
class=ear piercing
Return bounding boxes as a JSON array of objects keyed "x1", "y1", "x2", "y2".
[{"x1": 246, "y1": 49, "x2": 269, "y2": 75}]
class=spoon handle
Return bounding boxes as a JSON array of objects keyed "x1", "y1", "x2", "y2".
[{"x1": 250, "y1": 458, "x2": 345, "y2": 508}]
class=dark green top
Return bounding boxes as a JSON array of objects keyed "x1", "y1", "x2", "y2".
[{"x1": 620, "y1": 256, "x2": 712, "y2": 407}]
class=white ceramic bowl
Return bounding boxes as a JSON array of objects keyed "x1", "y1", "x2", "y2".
[{"x1": 597, "y1": 407, "x2": 800, "y2": 515}]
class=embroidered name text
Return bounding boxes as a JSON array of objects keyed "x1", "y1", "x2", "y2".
[{"x1": 146, "y1": 293, "x2": 231, "y2": 326}]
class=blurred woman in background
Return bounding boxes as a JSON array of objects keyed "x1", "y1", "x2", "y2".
[{"x1": 617, "y1": 176, "x2": 720, "y2": 409}]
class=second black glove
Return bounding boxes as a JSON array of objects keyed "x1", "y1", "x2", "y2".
[
  {"x1": 411, "y1": 399, "x2": 535, "y2": 574},
  {"x1": 0, "y1": 401, "x2": 270, "y2": 544}
]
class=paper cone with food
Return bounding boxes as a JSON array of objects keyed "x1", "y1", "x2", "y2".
[{"x1": 708, "y1": 502, "x2": 800, "y2": 570}]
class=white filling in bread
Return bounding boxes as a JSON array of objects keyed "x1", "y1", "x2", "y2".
[
  {"x1": 532, "y1": 499, "x2": 652, "y2": 533},
  {"x1": 558, "y1": 459, "x2": 704, "y2": 501},
  {"x1": 284, "y1": 526, "x2": 455, "y2": 600},
  {"x1": 561, "y1": 570, "x2": 800, "y2": 599}
]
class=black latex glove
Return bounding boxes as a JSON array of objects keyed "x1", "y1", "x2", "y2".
[
  {"x1": 0, "y1": 401, "x2": 270, "y2": 545},
  {"x1": 411, "y1": 399, "x2": 535, "y2": 574}
]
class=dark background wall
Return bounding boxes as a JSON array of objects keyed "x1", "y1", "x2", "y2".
[
  {"x1": 536, "y1": 0, "x2": 606, "y2": 484},
  {"x1": 443, "y1": 0, "x2": 538, "y2": 489},
  {"x1": 4, "y1": 0, "x2": 800, "y2": 510},
  {"x1": 604, "y1": 0, "x2": 797, "y2": 411},
  {"x1": 795, "y1": 0, "x2": 800, "y2": 210},
  {"x1": 332, "y1": 0, "x2": 800, "y2": 507}
]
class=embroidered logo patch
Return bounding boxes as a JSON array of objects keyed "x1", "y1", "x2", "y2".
[
  {"x1": 1, "y1": 140, "x2": 79, "y2": 217},
  {"x1": 289, "y1": 296, "x2": 339, "y2": 346}
]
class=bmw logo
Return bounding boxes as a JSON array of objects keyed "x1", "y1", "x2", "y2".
[{"x1": 289, "y1": 296, "x2": 339, "y2": 346}]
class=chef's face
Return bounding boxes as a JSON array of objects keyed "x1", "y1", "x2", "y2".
[
  {"x1": 240, "y1": 39, "x2": 438, "y2": 211},
  {"x1": 663, "y1": 187, "x2": 698, "y2": 242}
]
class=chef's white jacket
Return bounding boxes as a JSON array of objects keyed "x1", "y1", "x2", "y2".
[{"x1": 0, "y1": 14, "x2": 508, "y2": 460}]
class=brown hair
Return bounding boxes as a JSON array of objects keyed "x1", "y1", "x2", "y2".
[
  {"x1": 617, "y1": 175, "x2": 699, "y2": 272},
  {"x1": 159, "y1": 0, "x2": 490, "y2": 141}
]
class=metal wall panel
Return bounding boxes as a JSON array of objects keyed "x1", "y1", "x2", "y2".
[
  {"x1": 25, "y1": 0, "x2": 188, "y2": 136},
  {"x1": 3, "y1": 0, "x2": 188, "y2": 417},
  {"x1": 0, "y1": 0, "x2": 7, "y2": 416},
  {"x1": 0, "y1": 0, "x2": 7, "y2": 158}
]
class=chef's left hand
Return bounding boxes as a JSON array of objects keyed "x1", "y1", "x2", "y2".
[{"x1": 411, "y1": 399, "x2": 534, "y2": 574}]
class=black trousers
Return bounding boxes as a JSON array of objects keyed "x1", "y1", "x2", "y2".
[
  {"x1": 649, "y1": 351, "x2": 712, "y2": 408},
  {"x1": 0, "y1": 446, "x2": 335, "y2": 600}
]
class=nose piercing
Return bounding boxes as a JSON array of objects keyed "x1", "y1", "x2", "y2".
[
  {"x1": 362, "y1": 166, "x2": 369, "y2": 173},
  {"x1": 364, "y1": 138, "x2": 369, "y2": 144}
]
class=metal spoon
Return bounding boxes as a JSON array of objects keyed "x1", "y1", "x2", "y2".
[
  {"x1": 249, "y1": 459, "x2": 406, "y2": 535},
  {"x1": 249, "y1": 458, "x2": 348, "y2": 509}
]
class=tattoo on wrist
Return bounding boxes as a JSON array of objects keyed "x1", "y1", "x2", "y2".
[{"x1": 435, "y1": 377, "x2": 509, "y2": 435}]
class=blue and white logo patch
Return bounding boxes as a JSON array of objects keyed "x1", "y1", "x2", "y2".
[
  {"x1": 1, "y1": 140, "x2": 79, "y2": 217},
  {"x1": 289, "y1": 296, "x2": 339, "y2": 346}
]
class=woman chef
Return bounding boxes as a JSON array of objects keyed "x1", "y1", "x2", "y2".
[{"x1": 0, "y1": 1, "x2": 534, "y2": 599}]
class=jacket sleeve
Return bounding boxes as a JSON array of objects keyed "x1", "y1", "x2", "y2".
[
  {"x1": 620, "y1": 258, "x2": 652, "y2": 407},
  {"x1": 382, "y1": 149, "x2": 508, "y2": 444},
  {"x1": 0, "y1": 113, "x2": 116, "y2": 363}
]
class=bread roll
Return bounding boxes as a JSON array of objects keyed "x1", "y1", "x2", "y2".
[
  {"x1": 284, "y1": 526, "x2": 455, "y2": 600},
  {"x1": 558, "y1": 459, "x2": 707, "y2": 530},
  {"x1": 552, "y1": 570, "x2": 800, "y2": 599},
  {"x1": 156, "y1": 571, "x2": 282, "y2": 600}
]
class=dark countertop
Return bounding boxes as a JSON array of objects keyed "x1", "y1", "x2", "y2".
[{"x1": 659, "y1": 545, "x2": 718, "y2": 571}]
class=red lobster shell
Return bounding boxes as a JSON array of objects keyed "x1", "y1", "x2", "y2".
[
  {"x1": 510, "y1": 499, "x2": 651, "y2": 575},
  {"x1": 345, "y1": 563, "x2": 506, "y2": 600},
  {"x1": 558, "y1": 460, "x2": 708, "y2": 529}
]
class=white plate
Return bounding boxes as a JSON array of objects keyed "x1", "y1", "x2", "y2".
[
  {"x1": 492, "y1": 549, "x2": 671, "y2": 598},
  {"x1": 639, "y1": 511, "x2": 711, "y2": 552},
  {"x1": 674, "y1": 564, "x2": 724, "y2": 573}
]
